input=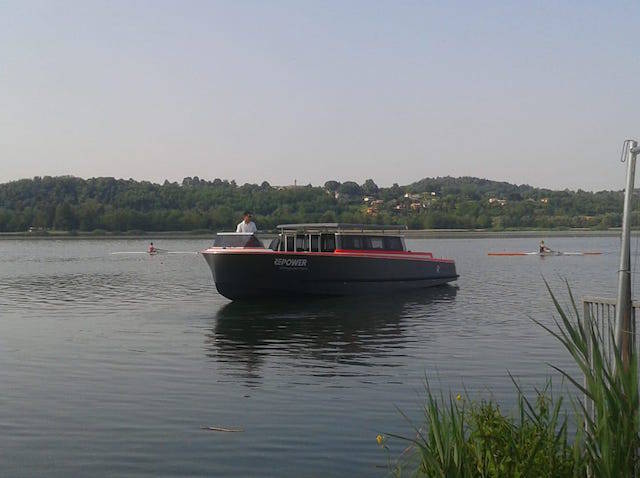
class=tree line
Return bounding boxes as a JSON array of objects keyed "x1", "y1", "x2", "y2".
[{"x1": 0, "y1": 175, "x2": 630, "y2": 233}]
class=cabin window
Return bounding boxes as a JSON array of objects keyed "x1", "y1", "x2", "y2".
[
  {"x1": 338, "y1": 234, "x2": 403, "y2": 251},
  {"x1": 321, "y1": 234, "x2": 335, "y2": 252},
  {"x1": 268, "y1": 237, "x2": 280, "y2": 251},
  {"x1": 340, "y1": 235, "x2": 364, "y2": 250},
  {"x1": 366, "y1": 236, "x2": 385, "y2": 250},
  {"x1": 384, "y1": 236, "x2": 403, "y2": 251},
  {"x1": 311, "y1": 235, "x2": 320, "y2": 252},
  {"x1": 278, "y1": 231, "x2": 401, "y2": 252},
  {"x1": 295, "y1": 235, "x2": 309, "y2": 252}
]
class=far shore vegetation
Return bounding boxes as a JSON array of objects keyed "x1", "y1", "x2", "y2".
[{"x1": 0, "y1": 175, "x2": 631, "y2": 234}]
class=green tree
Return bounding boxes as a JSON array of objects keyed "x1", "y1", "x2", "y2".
[
  {"x1": 53, "y1": 202, "x2": 76, "y2": 230},
  {"x1": 323, "y1": 180, "x2": 340, "y2": 193},
  {"x1": 362, "y1": 179, "x2": 379, "y2": 196}
]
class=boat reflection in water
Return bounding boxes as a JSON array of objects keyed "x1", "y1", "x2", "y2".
[{"x1": 206, "y1": 286, "x2": 458, "y2": 383}]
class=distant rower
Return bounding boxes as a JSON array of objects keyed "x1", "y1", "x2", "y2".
[
  {"x1": 148, "y1": 242, "x2": 157, "y2": 253},
  {"x1": 236, "y1": 211, "x2": 257, "y2": 233},
  {"x1": 539, "y1": 240, "x2": 550, "y2": 253}
]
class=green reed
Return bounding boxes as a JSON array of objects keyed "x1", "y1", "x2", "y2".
[{"x1": 382, "y1": 281, "x2": 640, "y2": 477}]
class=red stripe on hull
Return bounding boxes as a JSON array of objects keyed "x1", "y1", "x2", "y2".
[{"x1": 201, "y1": 247, "x2": 454, "y2": 264}]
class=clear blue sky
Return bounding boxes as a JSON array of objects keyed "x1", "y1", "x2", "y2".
[{"x1": 1, "y1": 0, "x2": 639, "y2": 190}]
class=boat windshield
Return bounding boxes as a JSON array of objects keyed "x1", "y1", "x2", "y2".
[
  {"x1": 269, "y1": 233, "x2": 336, "y2": 252},
  {"x1": 214, "y1": 233, "x2": 264, "y2": 248}
]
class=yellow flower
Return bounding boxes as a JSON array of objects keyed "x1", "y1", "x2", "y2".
[
  {"x1": 456, "y1": 394, "x2": 462, "y2": 401},
  {"x1": 376, "y1": 434, "x2": 384, "y2": 446}
]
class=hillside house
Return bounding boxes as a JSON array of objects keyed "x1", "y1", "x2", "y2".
[{"x1": 404, "y1": 193, "x2": 422, "y2": 200}]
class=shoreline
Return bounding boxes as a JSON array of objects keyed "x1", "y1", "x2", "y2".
[{"x1": 0, "y1": 228, "x2": 631, "y2": 240}]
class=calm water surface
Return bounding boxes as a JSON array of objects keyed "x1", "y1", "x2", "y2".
[{"x1": 0, "y1": 236, "x2": 636, "y2": 477}]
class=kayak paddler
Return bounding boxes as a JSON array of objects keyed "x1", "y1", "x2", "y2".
[
  {"x1": 148, "y1": 242, "x2": 157, "y2": 253},
  {"x1": 539, "y1": 240, "x2": 551, "y2": 253}
]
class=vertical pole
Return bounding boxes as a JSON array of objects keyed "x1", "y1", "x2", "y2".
[
  {"x1": 583, "y1": 300, "x2": 594, "y2": 428},
  {"x1": 584, "y1": 301, "x2": 594, "y2": 478},
  {"x1": 615, "y1": 140, "x2": 638, "y2": 370}
]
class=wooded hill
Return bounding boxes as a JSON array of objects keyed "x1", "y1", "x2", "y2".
[{"x1": 0, "y1": 175, "x2": 629, "y2": 232}]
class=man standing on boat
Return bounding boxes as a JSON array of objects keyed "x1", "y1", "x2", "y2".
[{"x1": 236, "y1": 211, "x2": 257, "y2": 233}]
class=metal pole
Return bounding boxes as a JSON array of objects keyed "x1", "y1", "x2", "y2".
[
  {"x1": 615, "y1": 140, "x2": 639, "y2": 370},
  {"x1": 583, "y1": 300, "x2": 594, "y2": 421}
]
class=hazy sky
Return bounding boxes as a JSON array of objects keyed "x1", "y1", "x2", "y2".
[{"x1": 1, "y1": 1, "x2": 639, "y2": 190}]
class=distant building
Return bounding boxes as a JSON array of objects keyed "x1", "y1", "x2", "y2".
[
  {"x1": 276, "y1": 184, "x2": 302, "y2": 191},
  {"x1": 488, "y1": 198, "x2": 507, "y2": 206},
  {"x1": 540, "y1": 198, "x2": 549, "y2": 204},
  {"x1": 403, "y1": 193, "x2": 421, "y2": 200}
]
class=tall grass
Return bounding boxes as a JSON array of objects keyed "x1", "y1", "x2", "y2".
[{"x1": 385, "y1": 281, "x2": 640, "y2": 477}]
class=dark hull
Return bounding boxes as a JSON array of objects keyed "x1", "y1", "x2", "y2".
[{"x1": 203, "y1": 251, "x2": 457, "y2": 300}]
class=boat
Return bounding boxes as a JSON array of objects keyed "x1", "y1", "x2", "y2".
[
  {"x1": 201, "y1": 223, "x2": 458, "y2": 300},
  {"x1": 110, "y1": 249, "x2": 196, "y2": 256},
  {"x1": 111, "y1": 251, "x2": 165, "y2": 255},
  {"x1": 488, "y1": 251, "x2": 602, "y2": 256}
]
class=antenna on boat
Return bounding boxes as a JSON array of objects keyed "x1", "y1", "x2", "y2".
[{"x1": 615, "y1": 139, "x2": 640, "y2": 369}]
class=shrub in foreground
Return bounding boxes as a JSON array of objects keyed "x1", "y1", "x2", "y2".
[{"x1": 384, "y1": 281, "x2": 640, "y2": 477}]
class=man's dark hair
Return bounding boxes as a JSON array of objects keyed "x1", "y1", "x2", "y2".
[{"x1": 243, "y1": 211, "x2": 251, "y2": 217}]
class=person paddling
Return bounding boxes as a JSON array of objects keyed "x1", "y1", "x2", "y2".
[
  {"x1": 236, "y1": 211, "x2": 257, "y2": 233},
  {"x1": 539, "y1": 240, "x2": 551, "y2": 254},
  {"x1": 148, "y1": 242, "x2": 157, "y2": 253}
]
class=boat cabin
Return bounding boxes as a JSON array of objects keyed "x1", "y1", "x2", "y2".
[{"x1": 214, "y1": 223, "x2": 409, "y2": 253}]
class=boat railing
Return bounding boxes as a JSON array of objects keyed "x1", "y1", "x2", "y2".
[{"x1": 581, "y1": 296, "x2": 640, "y2": 429}]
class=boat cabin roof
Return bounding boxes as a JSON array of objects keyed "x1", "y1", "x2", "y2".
[{"x1": 276, "y1": 223, "x2": 407, "y2": 233}]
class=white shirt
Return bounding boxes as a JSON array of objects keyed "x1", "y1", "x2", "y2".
[{"x1": 236, "y1": 221, "x2": 257, "y2": 233}]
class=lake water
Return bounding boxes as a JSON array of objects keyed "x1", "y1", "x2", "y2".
[{"x1": 0, "y1": 236, "x2": 637, "y2": 477}]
